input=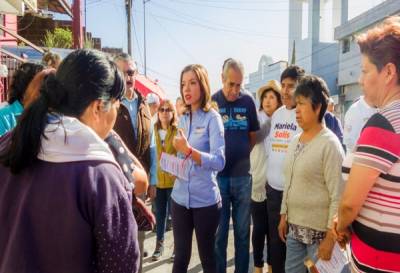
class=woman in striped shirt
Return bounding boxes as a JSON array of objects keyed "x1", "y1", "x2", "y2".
[{"x1": 335, "y1": 16, "x2": 400, "y2": 273}]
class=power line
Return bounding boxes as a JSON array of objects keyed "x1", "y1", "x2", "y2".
[
  {"x1": 151, "y1": 0, "x2": 290, "y2": 39},
  {"x1": 149, "y1": 13, "x2": 198, "y2": 62},
  {"x1": 132, "y1": 19, "x2": 144, "y2": 70},
  {"x1": 166, "y1": 0, "x2": 346, "y2": 12},
  {"x1": 148, "y1": 11, "x2": 289, "y2": 40},
  {"x1": 174, "y1": 0, "x2": 288, "y2": 3}
]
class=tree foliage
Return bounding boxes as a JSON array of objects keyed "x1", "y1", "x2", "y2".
[{"x1": 42, "y1": 28, "x2": 73, "y2": 49}]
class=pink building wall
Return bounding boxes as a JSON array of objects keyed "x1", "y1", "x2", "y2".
[{"x1": 0, "y1": 14, "x2": 18, "y2": 46}]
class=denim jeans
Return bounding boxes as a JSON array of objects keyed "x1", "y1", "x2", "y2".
[
  {"x1": 155, "y1": 187, "x2": 172, "y2": 241},
  {"x1": 285, "y1": 234, "x2": 319, "y2": 273},
  {"x1": 215, "y1": 175, "x2": 251, "y2": 273}
]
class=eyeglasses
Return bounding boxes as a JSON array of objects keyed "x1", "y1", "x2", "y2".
[
  {"x1": 159, "y1": 108, "x2": 173, "y2": 113},
  {"x1": 126, "y1": 69, "x2": 138, "y2": 77}
]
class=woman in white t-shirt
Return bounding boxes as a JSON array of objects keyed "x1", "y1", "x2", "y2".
[
  {"x1": 250, "y1": 80, "x2": 282, "y2": 273},
  {"x1": 151, "y1": 99, "x2": 178, "y2": 261}
]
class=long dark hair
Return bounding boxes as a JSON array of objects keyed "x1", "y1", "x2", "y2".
[
  {"x1": 0, "y1": 49, "x2": 125, "y2": 174},
  {"x1": 8, "y1": 63, "x2": 44, "y2": 104}
]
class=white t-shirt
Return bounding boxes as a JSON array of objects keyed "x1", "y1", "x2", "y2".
[
  {"x1": 266, "y1": 106, "x2": 302, "y2": 191},
  {"x1": 158, "y1": 129, "x2": 167, "y2": 145},
  {"x1": 343, "y1": 96, "x2": 377, "y2": 154}
]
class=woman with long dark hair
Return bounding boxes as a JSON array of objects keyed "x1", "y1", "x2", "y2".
[{"x1": 0, "y1": 49, "x2": 140, "y2": 273}]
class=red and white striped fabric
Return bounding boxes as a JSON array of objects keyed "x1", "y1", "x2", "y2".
[{"x1": 342, "y1": 100, "x2": 400, "y2": 273}]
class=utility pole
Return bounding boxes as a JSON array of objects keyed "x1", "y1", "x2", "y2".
[
  {"x1": 125, "y1": 0, "x2": 133, "y2": 56},
  {"x1": 143, "y1": 0, "x2": 150, "y2": 76},
  {"x1": 72, "y1": 0, "x2": 83, "y2": 49}
]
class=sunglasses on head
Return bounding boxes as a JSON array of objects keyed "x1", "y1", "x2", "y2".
[
  {"x1": 126, "y1": 69, "x2": 137, "y2": 77},
  {"x1": 159, "y1": 108, "x2": 173, "y2": 113}
]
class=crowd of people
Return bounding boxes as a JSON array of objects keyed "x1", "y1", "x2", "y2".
[{"x1": 0, "y1": 16, "x2": 400, "y2": 273}]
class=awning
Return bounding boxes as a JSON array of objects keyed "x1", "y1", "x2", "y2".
[
  {"x1": 37, "y1": 0, "x2": 72, "y2": 17},
  {"x1": 0, "y1": 0, "x2": 38, "y2": 15},
  {"x1": 0, "y1": 0, "x2": 71, "y2": 17},
  {"x1": 135, "y1": 74, "x2": 166, "y2": 100}
]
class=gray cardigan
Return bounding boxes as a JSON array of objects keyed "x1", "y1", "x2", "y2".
[{"x1": 280, "y1": 127, "x2": 345, "y2": 231}]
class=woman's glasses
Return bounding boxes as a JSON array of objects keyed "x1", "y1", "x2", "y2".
[{"x1": 159, "y1": 108, "x2": 173, "y2": 113}]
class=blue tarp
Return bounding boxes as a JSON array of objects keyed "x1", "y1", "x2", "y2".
[{"x1": 1, "y1": 46, "x2": 73, "y2": 63}]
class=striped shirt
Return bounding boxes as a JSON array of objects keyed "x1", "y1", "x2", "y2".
[{"x1": 342, "y1": 100, "x2": 400, "y2": 273}]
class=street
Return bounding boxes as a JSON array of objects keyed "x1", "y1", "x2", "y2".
[{"x1": 143, "y1": 221, "x2": 259, "y2": 273}]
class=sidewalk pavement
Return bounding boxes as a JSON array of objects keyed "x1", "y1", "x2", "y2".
[{"x1": 142, "y1": 222, "x2": 258, "y2": 273}]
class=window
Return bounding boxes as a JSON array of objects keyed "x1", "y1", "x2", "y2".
[{"x1": 342, "y1": 38, "x2": 350, "y2": 54}]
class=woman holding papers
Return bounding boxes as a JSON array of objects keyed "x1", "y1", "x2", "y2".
[
  {"x1": 170, "y1": 64, "x2": 225, "y2": 273},
  {"x1": 278, "y1": 75, "x2": 344, "y2": 273},
  {"x1": 336, "y1": 17, "x2": 400, "y2": 273},
  {"x1": 151, "y1": 99, "x2": 178, "y2": 261}
]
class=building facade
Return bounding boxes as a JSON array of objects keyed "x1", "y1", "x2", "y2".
[
  {"x1": 334, "y1": 0, "x2": 400, "y2": 114},
  {"x1": 288, "y1": 0, "x2": 348, "y2": 102},
  {"x1": 245, "y1": 55, "x2": 287, "y2": 100},
  {"x1": 246, "y1": 0, "x2": 346, "y2": 105}
]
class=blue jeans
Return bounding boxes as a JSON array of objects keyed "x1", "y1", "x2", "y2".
[
  {"x1": 215, "y1": 175, "x2": 251, "y2": 273},
  {"x1": 285, "y1": 234, "x2": 319, "y2": 273},
  {"x1": 155, "y1": 187, "x2": 172, "y2": 241}
]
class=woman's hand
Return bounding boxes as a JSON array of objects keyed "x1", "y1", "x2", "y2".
[
  {"x1": 147, "y1": 185, "x2": 157, "y2": 201},
  {"x1": 332, "y1": 215, "x2": 351, "y2": 248},
  {"x1": 278, "y1": 214, "x2": 288, "y2": 243},
  {"x1": 317, "y1": 230, "x2": 336, "y2": 261},
  {"x1": 173, "y1": 129, "x2": 191, "y2": 155}
]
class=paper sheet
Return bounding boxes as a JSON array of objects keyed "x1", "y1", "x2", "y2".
[
  {"x1": 315, "y1": 243, "x2": 349, "y2": 273},
  {"x1": 160, "y1": 152, "x2": 191, "y2": 181}
]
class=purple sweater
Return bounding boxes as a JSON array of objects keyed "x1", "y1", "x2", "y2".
[{"x1": 0, "y1": 157, "x2": 140, "y2": 273}]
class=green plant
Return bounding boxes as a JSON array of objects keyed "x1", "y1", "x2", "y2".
[
  {"x1": 41, "y1": 28, "x2": 73, "y2": 49},
  {"x1": 83, "y1": 35, "x2": 94, "y2": 49}
]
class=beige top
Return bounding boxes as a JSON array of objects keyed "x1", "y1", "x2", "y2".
[{"x1": 280, "y1": 127, "x2": 344, "y2": 231}]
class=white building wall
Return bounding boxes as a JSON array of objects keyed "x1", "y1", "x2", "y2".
[{"x1": 335, "y1": 0, "x2": 400, "y2": 107}]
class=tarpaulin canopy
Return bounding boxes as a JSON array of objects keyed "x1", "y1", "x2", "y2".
[
  {"x1": 135, "y1": 74, "x2": 166, "y2": 100},
  {"x1": 1, "y1": 0, "x2": 37, "y2": 15},
  {"x1": 37, "y1": 0, "x2": 72, "y2": 17}
]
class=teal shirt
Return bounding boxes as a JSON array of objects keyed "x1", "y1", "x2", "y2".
[{"x1": 0, "y1": 101, "x2": 23, "y2": 137}]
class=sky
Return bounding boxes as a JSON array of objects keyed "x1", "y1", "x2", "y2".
[{"x1": 84, "y1": 0, "x2": 386, "y2": 100}]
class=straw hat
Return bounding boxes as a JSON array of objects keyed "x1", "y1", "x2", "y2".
[{"x1": 256, "y1": 79, "x2": 282, "y2": 101}]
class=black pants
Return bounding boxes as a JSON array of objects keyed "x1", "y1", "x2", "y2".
[
  {"x1": 251, "y1": 199, "x2": 270, "y2": 268},
  {"x1": 266, "y1": 184, "x2": 286, "y2": 273},
  {"x1": 171, "y1": 200, "x2": 221, "y2": 273}
]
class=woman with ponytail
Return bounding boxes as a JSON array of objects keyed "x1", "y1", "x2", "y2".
[{"x1": 0, "y1": 49, "x2": 140, "y2": 273}]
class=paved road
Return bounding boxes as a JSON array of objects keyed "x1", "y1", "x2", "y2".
[{"x1": 142, "y1": 222, "x2": 259, "y2": 273}]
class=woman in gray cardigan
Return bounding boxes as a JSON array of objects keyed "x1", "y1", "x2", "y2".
[{"x1": 277, "y1": 75, "x2": 345, "y2": 273}]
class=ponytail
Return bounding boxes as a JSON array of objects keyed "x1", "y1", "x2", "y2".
[
  {"x1": 0, "y1": 95, "x2": 49, "y2": 174},
  {"x1": 0, "y1": 49, "x2": 125, "y2": 174}
]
